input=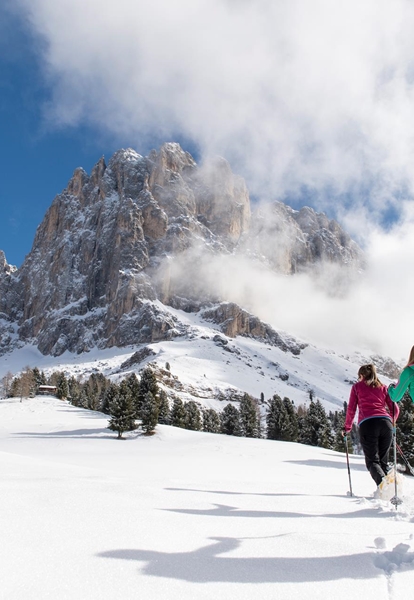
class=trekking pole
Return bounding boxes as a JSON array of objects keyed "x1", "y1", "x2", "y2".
[
  {"x1": 344, "y1": 434, "x2": 353, "y2": 497},
  {"x1": 396, "y1": 442, "x2": 414, "y2": 476},
  {"x1": 390, "y1": 403, "x2": 403, "y2": 508}
]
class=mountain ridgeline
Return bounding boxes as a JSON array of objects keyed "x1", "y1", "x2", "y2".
[{"x1": 0, "y1": 143, "x2": 363, "y2": 356}]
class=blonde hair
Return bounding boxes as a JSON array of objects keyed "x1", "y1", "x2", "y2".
[
  {"x1": 358, "y1": 364, "x2": 382, "y2": 388},
  {"x1": 406, "y1": 346, "x2": 414, "y2": 367}
]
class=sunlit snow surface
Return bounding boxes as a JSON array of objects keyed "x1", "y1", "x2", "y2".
[
  {"x1": 0, "y1": 303, "x2": 382, "y2": 413},
  {"x1": 1, "y1": 395, "x2": 414, "y2": 600}
]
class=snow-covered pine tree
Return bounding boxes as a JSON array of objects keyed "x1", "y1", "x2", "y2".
[
  {"x1": 239, "y1": 393, "x2": 259, "y2": 438},
  {"x1": 32, "y1": 367, "x2": 46, "y2": 394},
  {"x1": 266, "y1": 394, "x2": 287, "y2": 440},
  {"x1": 299, "y1": 399, "x2": 333, "y2": 448},
  {"x1": 185, "y1": 400, "x2": 202, "y2": 431},
  {"x1": 141, "y1": 391, "x2": 159, "y2": 434},
  {"x1": 170, "y1": 397, "x2": 187, "y2": 428},
  {"x1": 202, "y1": 408, "x2": 221, "y2": 433},
  {"x1": 221, "y1": 403, "x2": 242, "y2": 436},
  {"x1": 157, "y1": 389, "x2": 170, "y2": 424},
  {"x1": 108, "y1": 382, "x2": 136, "y2": 439},
  {"x1": 87, "y1": 374, "x2": 99, "y2": 409},
  {"x1": 137, "y1": 368, "x2": 159, "y2": 419},
  {"x1": 396, "y1": 391, "x2": 414, "y2": 473},
  {"x1": 56, "y1": 373, "x2": 69, "y2": 400},
  {"x1": 282, "y1": 397, "x2": 299, "y2": 442},
  {"x1": 67, "y1": 376, "x2": 82, "y2": 406},
  {"x1": 78, "y1": 387, "x2": 89, "y2": 409},
  {"x1": 331, "y1": 403, "x2": 353, "y2": 454},
  {"x1": 101, "y1": 382, "x2": 119, "y2": 414},
  {"x1": 125, "y1": 373, "x2": 140, "y2": 415}
]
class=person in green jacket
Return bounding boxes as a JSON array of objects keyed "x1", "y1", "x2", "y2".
[{"x1": 388, "y1": 346, "x2": 414, "y2": 403}]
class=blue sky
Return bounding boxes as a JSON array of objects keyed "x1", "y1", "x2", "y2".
[
  {"x1": 0, "y1": 4, "x2": 201, "y2": 267},
  {"x1": 0, "y1": 8, "x2": 132, "y2": 267},
  {"x1": 0, "y1": 12, "x2": 93, "y2": 266},
  {"x1": 3, "y1": 0, "x2": 414, "y2": 269},
  {"x1": 4, "y1": 0, "x2": 414, "y2": 358}
]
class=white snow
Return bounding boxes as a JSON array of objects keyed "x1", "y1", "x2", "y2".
[
  {"x1": 0, "y1": 301, "x2": 383, "y2": 414},
  {"x1": 1, "y1": 395, "x2": 414, "y2": 600}
]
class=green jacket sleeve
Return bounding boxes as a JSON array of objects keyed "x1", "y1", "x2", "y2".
[{"x1": 388, "y1": 366, "x2": 414, "y2": 403}]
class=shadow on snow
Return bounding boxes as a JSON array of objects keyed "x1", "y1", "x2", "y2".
[
  {"x1": 98, "y1": 536, "x2": 414, "y2": 583},
  {"x1": 160, "y1": 503, "x2": 395, "y2": 520}
]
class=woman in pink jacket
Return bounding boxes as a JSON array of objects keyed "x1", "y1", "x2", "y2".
[{"x1": 344, "y1": 364, "x2": 399, "y2": 487}]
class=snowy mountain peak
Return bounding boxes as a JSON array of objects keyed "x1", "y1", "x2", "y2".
[{"x1": 0, "y1": 144, "x2": 363, "y2": 365}]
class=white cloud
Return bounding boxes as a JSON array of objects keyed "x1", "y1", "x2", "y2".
[
  {"x1": 17, "y1": 0, "x2": 414, "y2": 210},
  {"x1": 167, "y1": 229, "x2": 414, "y2": 362},
  {"x1": 14, "y1": 0, "x2": 414, "y2": 360}
]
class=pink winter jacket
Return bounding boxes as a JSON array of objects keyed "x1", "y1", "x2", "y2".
[{"x1": 344, "y1": 380, "x2": 399, "y2": 432}]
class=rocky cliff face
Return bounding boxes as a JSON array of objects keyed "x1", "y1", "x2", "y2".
[
  {"x1": 202, "y1": 302, "x2": 307, "y2": 355},
  {"x1": 245, "y1": 201, "x2": 362, "y2": 274},
  {"x1": 0, "y1": 143, "x2": 363, "y2": 356}
]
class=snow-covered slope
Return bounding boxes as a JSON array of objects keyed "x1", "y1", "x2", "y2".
[
  {"x1": 1, "y1": 395, "x2": 414, "y2": 600},
  {"x1": 0, "y1": 303, "x2": 394, "y2": 413}
]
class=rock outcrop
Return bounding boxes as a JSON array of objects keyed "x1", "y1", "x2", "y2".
[
  {"x1": 246, "y1": 201, "x2": 362, "y2": 274},
  {"x1": 202, "y1": 302, "x2": 307, "y2": 355}
]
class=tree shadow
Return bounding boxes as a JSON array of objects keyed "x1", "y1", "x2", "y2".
[
  {"x1": 286, "y1": 458, "x2": 366, "y2": 472},
  {"x1": 55, "y1": 406, "x2": 107, "y2": 420},
  {"x1": 98, "y1": 536, "x2": 414, "y2": 583},
  {"x1": 165, "y1": 487, "x2": 314, "y2": 497},
  {"x1": 15, "y1": 429, "x2": 114, "y2": 439},
  {"x1": 161, "y1": 503, "x2": 394, "y2": 520}
]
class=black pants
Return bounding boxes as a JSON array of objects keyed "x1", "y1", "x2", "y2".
[{"x1": 358, "y1": 418, "x2": 393, "y2": 486}]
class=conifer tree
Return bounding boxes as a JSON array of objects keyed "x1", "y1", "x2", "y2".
[
  {"x1": 299, "y1": 399, "x2": 333, "y2": 448},
  {"x1": 220, "y1": 404, "x2": 242, "y2": 436},
  {"x1": 331, "y1": 404, "x2": 353, "y2": 454},
  {"x1": 32, "y1": 367, "x2": 46, "y2": 394},
  {"x1": 185, "y1": 401, "x2": 202, "y2": 431},
  {"x1": 78, "y1": 387, "x2": 89, "y2": 409},
  {"x1": 85, "y1": 373, "x2": 110, "y2": 411},
  {"x1": 48, "y1": 371, "x2": 64, "y2": 387},
  {"x1": 102, "y1": 383, "x2": 120, "y2": 414},
  {"x1": 86, "y1": 373, "x2": 99, "y2": 408},
  {"x1": 157, "y1": 389, "x2": 170, "y2": 424},
  {"x1": 170, "y1": 398, "x2": 187, "y2": 428},
  {"x1": 108, "y1": 383, "x2": 136, "y2": 439},
  {"x1": 282, "y1": 397, "x2": 299, "y2": 442},
  {"x1": 266, "y1": 395, "x2": 287, "y2": 440},
  {"x1": 141, "y1": 391, "x2": 159, "y2": 434},
  {"x1": 297, "y1": 403, "x2": 307, "y2": 442},
  {"x1": 56, "y1": 373, "x2": 69, "y2": 400},
  {"x1": 239, "y1": 393, "x2": 259, "y2": 438},
  {"x1": 202, "y1": 408, "x2": 221, "y2": 433},
  {"x1": 137, "y1": 368, "x2": 159, "y2": 419},
  {"x1": 125, "y1": 373, "x2": 140, "y2": 415},
  {"x1": 396, "y1": 392, "x2": 414, "y2": 472},
  {"x1": 68, "y1": 376, "x2": 82, "y2": 406}
]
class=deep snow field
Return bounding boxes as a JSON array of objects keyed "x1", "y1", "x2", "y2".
[{"x1": 1, "y1": 395, "x2": 414, "y2": 600}]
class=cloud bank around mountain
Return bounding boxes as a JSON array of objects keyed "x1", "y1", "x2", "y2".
[{"x1": 12, "y1": 0, "x2": 414, "y2": 359}]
